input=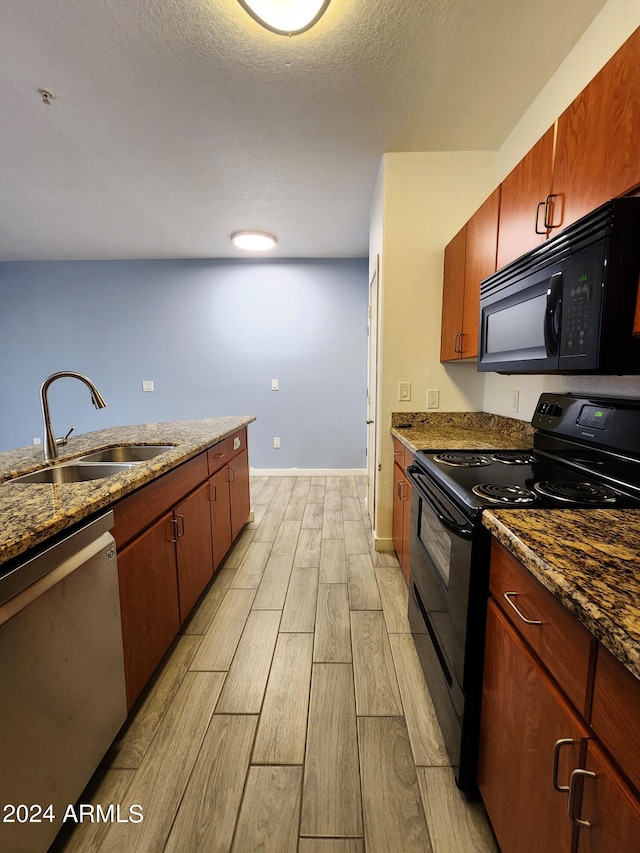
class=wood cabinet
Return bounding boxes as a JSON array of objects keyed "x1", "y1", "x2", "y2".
[
  {"x1": 392, "y1": 438, "x2": 412, "y2": 583},
  {"x1": 440, "y1": 187, "x2": 500, "y2": 361},
  {"x1": 113, "y1": 428, "x2": 251, "y2": 708},
  {"x1": 479, "y1": 539, "x2": 640, "y2": 853},
  {"x1": 553, "y1": 26, "x2": 640, "y2": 232},
  {"x1": 496, "y1": 126, "x2": 556, "y2": 268}
]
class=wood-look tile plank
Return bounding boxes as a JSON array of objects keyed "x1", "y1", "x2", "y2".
[
  {"x1": 342, "y1": 497, "x2": 363, "y2": 521},
  {"x1": 253, "y1": 632, "x2": 314, "y2": 764},
  {"x1": 322, "y1": 508, "x2": 344, "y2": 540},
  {"x1": 417, "y1": 767, "x2": 498, "y2": 853},
  {"x1": 97, "y1": 672, "x2": 225, "y2": 852},
  {"x1": 252, "y1": 554, "x2": 294, "y2": 610},
  {"x1": 388, "y1": 634, "x2": 450, "y2": 767},
  {"x1": 107, "y1": 634, "x2": 201, "y2": 769},
  {"x1": 221, "y1": 527, "x2": 255, "y2": 568},
  {"x1": 294, "y1": 527, "x2": 322, "y2": 568},
  {"x1": 252, "y1": 477, "x2": 283, "y2": 506},
  {"x1": 280, "y1": 567, "x2": 319, "y2": 633},
  {"x1": 284, "y1": 496, "x2": 306, "y2": 520},
  {"x1": 319, "y1": 538, "x2": 347, "y2": 583},
  {"x1": 372, "y1": 549, "x2": 400, "y2": 568},
  {"x1": 358, "y1": 716, "x2": 432, "y2": 853},
  {"x1": 307, "y1": 484, "x2": 326, "y2": 503},
  {"x1": 231, "y1": 766, "x2": 302, "y2": 853},
  {"x1": 292, "y1": 477, "x2": 312, "y2": 499},
  {"x1": 350, "y1": 611, "x2": 403, "y2": 716},
  {"x1": 346, "y1": 554, "x2": 382, "y2": 610},
  {"x1": 340, "y1": 477, "x2": 359, "y2": 499},
  {"x1": 252, "y1": 509, "x2": 286, "y2": 542},
  {"x1": 375, "y1": 565, "x2": 411, "y2": 633},
  {"x1": 325, "y1": 489, "x2": 343, "y2": 511},
  {"x1": 58, "y1": 769, "x2": 135, "y2": 852},
  {"x1": 302, "y1": 502, "x2": 325, "y2": 529},
  {"x1": 164, "y1": 715, "x2": 258, "y2": 853},
  {"x1": 301, "y1": 663, "x2": 363, "y2": 837},
  {"x1": 314, "y1": 584, "x2": 352, "y2": 663},
  {"x1": 299, "y1": 841, "x2": 364, "y2": 853},
  {"x1": 181, "y1": 567, "x2": 236, "y2": 635},
  {"x1": 269, "y1": 479, "x2": 296, "y2": 509},
  {"x1": 246, "y1": 502, "x2": 268, "y2": 529},
  {"x1": 215, "y1": 609, "x2": 281, "y2": 713},
  {"x1": 325, "y1": 475, "x2": 342, "y2": 489},
  {"x1": 271, "y1": 518, "x2": 303, "y2": 556},
  {"x1": 230, "y1": 540, "x2": 272, "y2": 588},
  {"x1": 343, "y1": 520, "x2": 371, "y2": 555},
  {"x1": 189, "y1": 588, "x2": 255, "y2": 671}
]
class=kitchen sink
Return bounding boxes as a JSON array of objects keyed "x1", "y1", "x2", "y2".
[
  {"x1": 78, "y1": 444, "x2": 175, "y2": 463},
  {"x1": 8, "y1": 462, "x2": 137, "y2": 484}
]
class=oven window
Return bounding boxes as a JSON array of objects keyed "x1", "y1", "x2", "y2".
[{"x1": 418, "y1": 499, "x2": 452, "y2": 588}]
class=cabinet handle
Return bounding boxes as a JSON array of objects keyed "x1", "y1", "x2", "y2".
[
  {"x1": 458, "y1": 332, "x2": 465, "y2": 354},
  {"x1": 398, "y1": 480, "x2": 408, "y2": 500},
  {"x1": 170, "y1": 518, "x2": 179, "y2": 543},
  {"x1": 228, "y1": 467, "x2": 236, "y2": 483},
  {"x1": 568, "y1": 768, "x2": 596, "y2": 828},
  {"x1": 454, "y1": 332, "x2": 464, "y2": 353},
  {"x1": 176, "y1": 514, "x2": 185, "y2": 538},
  {"x1": 503, "y1": 592, "x2": 542, "y2": 625},
  {"x1": 211, "y1": 451, "x2": 226, "y2": 459},
  {"x1": 210, "y1": 483, "x2": 217, "y2": 502},
  {"x1": 535, "y1": 200, "x2": 547, "y2": 234},
  {"x1": 552, "y1": 738, "x2": 575, "y2": 793},
  {"x1": 544, "y1": 193, "x2": 561, "y2": 229}
]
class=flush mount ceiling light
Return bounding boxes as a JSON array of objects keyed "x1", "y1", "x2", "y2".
[
  {"x1": 237, "y1": 0, "x2": 331, "y2": 36},
  {"x1": 231, "y1": 230, "x2": 278, "y2": 251}
]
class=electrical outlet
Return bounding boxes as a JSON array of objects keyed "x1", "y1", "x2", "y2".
[
  {"x1": 510, "y1": 390, "x2": 520, "y2": 413},
  {"x1": 427, "y1": 389, "x2": 440, "y2": 409},
  {"x1": 273, "y1": 436, "x2": 281, "y2": 448},
  {"x1": 271, "y1": 379, "x2": 279, "y2": 391},
  {"x1": 398, "y1": 381, "x2": 411, "y2": 401},
  {"x1": 142, "y1": 380, "x2": 154, "y2": 392},
  {"x1": 33, "y1": 437, "x2": 42, "y2": 445}
]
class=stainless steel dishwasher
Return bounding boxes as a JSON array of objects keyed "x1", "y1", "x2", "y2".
[{"x1": 0, "y1": 511, "x2": 127, "y2": 853}]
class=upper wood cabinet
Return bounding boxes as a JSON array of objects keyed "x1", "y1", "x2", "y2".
[
  {"x1": 496, "y1": 126, "x2": 556, "y2": 268},
  {"x1": 440, "y1": 187, "x2": 500, "y2": 362},
  {"x1": 553, "y1": 26, "x2": 640, "y2": 231}
]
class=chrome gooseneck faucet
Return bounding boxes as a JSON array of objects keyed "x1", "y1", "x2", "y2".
[{"x1": 40, "y1": 371, "x2": 107, "y2": 460}]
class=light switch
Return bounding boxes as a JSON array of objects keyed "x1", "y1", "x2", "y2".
[
  {"x1": 272, "y1": 379, "x2": 279, "y2": 391},
  {"x1": 273, "y1": 436, "x2": 281, "y2": 448},
  {"x1": 398, "y1": 382, "x2": 411, "y2": 401}
]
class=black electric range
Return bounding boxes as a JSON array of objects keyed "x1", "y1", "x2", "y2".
[{"x1": 405, "y1": 393, "x2": 640, "y2": 799}]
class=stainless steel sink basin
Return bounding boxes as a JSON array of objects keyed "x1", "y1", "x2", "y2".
[
  {"x1": 78, "y1": 444, "x2": 175, "y2": 463},
  {"x1": 9, "y1": 462, "x2": 136, "y2": 484}
]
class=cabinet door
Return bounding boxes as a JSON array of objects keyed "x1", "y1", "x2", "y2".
[
  {"x1": 461, "y1": 186, "x2": 500, "y2": 357},
  {"x1": 117, "y1": 513, "x2": 180, "y2": 709},
  {"x1": 478, "y1": 600, "x2": 588, "y2": 853},
  {"x1": 175, "y1": 482, "x2": 214, "y2": 623},
  {"x1": 210, "y1": 465, "x2": 232, "y2": 569},
  {"x1": 497, "y1": 126, "x2": 555, "y2": 268},
  {"x1": 440, "y1": 224, "x2": 467, "y2": 361},
  {"x1": 575, "y1": 741, "x2": 640, "y2": 853},
  {"x1": 553, "y1": 27, "x2": 640, "y2": 230},
  {"x1": 392, "y1": 460, "x2": 408, "y2": 577},
  {"x1": 229, "y1": 448, "x2": 250, "y2": 540}
]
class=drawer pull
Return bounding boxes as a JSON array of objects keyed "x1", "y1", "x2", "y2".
[
  {"x1": 568, "y1": 768, "x2": 596, "y2": 827},
  {"x1": 552, "y1": 738, "x2": 575, "y2": 793},
  {"x1": 503, "y1": 591, "x2": 542, "y2": 625}
]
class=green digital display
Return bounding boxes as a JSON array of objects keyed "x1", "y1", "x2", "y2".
[
  {"x1": 578, "y1": 274, "x2": 589, "y2": 282},
  {"x1": 595, "y1": 410, "x2": 603, "y2": 417}
]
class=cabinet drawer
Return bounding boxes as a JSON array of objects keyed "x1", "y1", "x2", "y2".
[
  {"x1": 591, "y1": 644, "x2": 640, "y2": 795},
  {"x1": 490, "y1": 540, "x2": 595, "y2": 717},
  {"x1": 207, "y1": 428, "x2": 246, "y2": 475}
]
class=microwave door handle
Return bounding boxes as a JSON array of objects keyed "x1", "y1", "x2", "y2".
[{"x1": 544, "y1": 272, "x2": 563, "y2": 357}]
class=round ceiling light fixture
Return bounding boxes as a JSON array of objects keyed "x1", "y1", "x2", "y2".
[
  {"x1": 231, "y1": 230, "x2": 278, "y2": 251},
  {"x1": 237, "y1": 0, "x2": 331, "y2": 36}
]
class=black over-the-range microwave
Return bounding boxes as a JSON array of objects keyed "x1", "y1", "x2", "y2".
[{"x1": 478, "y1": 197, "x2": 640, "y2": 374}]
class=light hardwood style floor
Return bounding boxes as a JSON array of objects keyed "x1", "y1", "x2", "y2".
[{"x1": 54, "y1": 475, "x2": 498, "y2": 853}]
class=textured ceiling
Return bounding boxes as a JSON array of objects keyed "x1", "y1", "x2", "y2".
[{"x1": 0, "y1": 0, "x2": 607, "y2": 260}]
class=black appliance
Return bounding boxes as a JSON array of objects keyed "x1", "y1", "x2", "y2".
[
  {"x1": 478, "y1": 197, "x2": 640, "y2": 374},
  {"x1": 406, "y1": 393, "x2": 640, "y2": 798}
]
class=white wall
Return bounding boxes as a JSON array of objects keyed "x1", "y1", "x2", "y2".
[
  {"x1": 482, "y1": 0, "x2": 640, "y2": 423},
  {"x1": 373, "y1": 151, "x2": 497, "y2": 546}
]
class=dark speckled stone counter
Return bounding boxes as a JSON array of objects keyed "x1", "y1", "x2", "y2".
[
  {"x1": 0, "y1": 416, "x2": 255, "y2": 567},
  {"x1": 483, "y1": 509, "x2": 640, "y2": 682},
  {"x1": 391, "y1": 411, "x2": 534, "y2": 454}
]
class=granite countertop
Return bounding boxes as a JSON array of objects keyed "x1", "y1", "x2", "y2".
[
  {"x1": 0, "y1": 416, "x2": 255, "y2": 567},
  {"x1": 484, "y1": 509, "x2": 640, "y2": 682},
  {"x1": 391, "y1": 411, "x2": 535, "y2": 453}
]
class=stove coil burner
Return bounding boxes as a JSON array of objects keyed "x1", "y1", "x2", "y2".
[
  {"x1": 491, "y1": 451, "x2": 536, "y2": 465},
  {"x1": 472, "y1": 483, "x2": 537, "y2": 504},
  {"x1": 434, "y1": 452, "x2": 492, "y2": 468},
  {"x1": 533, "y1": 481, "x2": 619, "y2": 504}
]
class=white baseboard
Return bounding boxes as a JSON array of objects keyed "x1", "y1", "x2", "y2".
[
  {"x1": 250, "y1": 468, "x2": 367, "y2": 476},
  {"x1": 374, "y1": 536, "x2": 394, "y2": 553}
]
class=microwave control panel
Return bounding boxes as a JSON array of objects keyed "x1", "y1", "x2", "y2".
[{"x1": 560, "y1": 250, "x2": 603, "y2": 357}]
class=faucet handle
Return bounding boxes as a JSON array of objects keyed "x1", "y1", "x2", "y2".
[{"x1": 56, "y1": 426, "x2": 75, "y2": 447}]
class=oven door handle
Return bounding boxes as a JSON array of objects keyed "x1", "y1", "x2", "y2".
[{"x1": 407, "y1": 466, "x2": 474, "y2": 538}]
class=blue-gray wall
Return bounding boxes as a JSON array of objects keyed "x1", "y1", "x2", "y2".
[{"x1": 0, "y1": 258, "x2": 368, "y2": 468}]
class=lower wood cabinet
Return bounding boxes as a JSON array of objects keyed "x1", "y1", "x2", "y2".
[
  {"x1": 113, "y1": 428, "x2": 250, "y2": 709},
  {"x1": 392, "y1": 438, "x2": 412, "y2": 583},
  {"x1": 479, "y1": 540, "x2": 640, "y2": 853}
]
